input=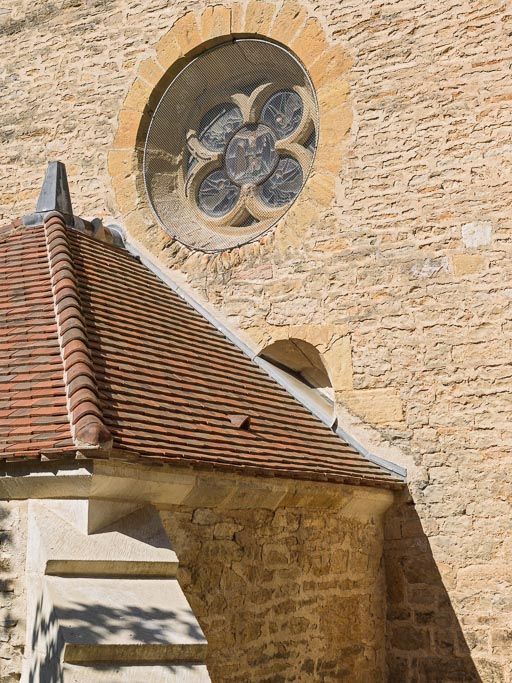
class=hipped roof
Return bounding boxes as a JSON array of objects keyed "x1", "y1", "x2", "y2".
[{"x1": 0, "y1": 212, "x2": 403, "y2": 489}]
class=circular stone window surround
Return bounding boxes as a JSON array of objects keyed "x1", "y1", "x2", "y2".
[
  {"x1": 109, "y1": 1, "x2": 353, "y2": 260},
  {"x1": 143, "y1": 39, "x2": 318, "y2": 251}
]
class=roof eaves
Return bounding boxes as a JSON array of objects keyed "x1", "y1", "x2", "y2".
[
  {"x1": 43, "y1": 211, "x2": 112, "y2": 452},
  {"x1": 104, "y1": 447, "x2": 404, "y2": 490}
]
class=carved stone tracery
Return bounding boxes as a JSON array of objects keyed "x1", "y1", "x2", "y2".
[{"x1": 185, "y1": 83, "x2": 315, "y2": 227}]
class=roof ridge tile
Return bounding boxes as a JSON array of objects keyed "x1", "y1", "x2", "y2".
[{"x1": 43, "y1": 211, "x2": 112, "y2": 451}]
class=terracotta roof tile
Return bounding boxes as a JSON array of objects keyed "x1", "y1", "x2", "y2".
[
  {"x1": 0, "y1": 226, "x2": 73, "y2": 458},
  {"x1": 0, "y1": 214, "x2": 403, "y2": 488}
]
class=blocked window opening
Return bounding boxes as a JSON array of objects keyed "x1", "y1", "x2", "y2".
[{"x1": 260, "y1": 338, "x2": 334, "y2": 422}]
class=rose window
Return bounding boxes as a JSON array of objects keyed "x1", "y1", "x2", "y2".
[{"x1": 144, "y1": 39, "x2": 318, "y2": 252}]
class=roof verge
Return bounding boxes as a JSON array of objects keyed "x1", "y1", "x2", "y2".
[
  {"x1": 43, "y1": 211, "x2": 112, "y2": 451},
  {"x1": 122, "y1": 238, "x2": 407, "y2": 481}
]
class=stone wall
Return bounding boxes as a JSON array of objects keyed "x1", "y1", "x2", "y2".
[
  {"x1": 0, "y1": 502, "x2": 26, "y2": 683},
  {"x1": 162, "y1": 505, "x2": 387, "y2": 682},
  {"x1": 1, "y1": 0, "x2": 511, "y2": 680},
  {"x1": 0, "y1": 495, "x2": 388, "y2": 681}
]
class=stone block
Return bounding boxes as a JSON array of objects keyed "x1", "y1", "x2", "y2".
[
  {"x1": 302, "y1": 172, "x2": 336, "y2": 208},
  {"x1": 410, "y1": 256, "x2": 450, "y2": 279},
  {"x1": 491, "y1": 629, "x2": 512, "y2": 654},
  {"x1": 173, "y1": 13, "x2": 202, "y2": 55},
  {"x1": 156, "y1": 32, "x2": 183, "y2": 70},
  {"x1": 137, "y1": 58, "x2": 165, "y2": 88},
  {"x1": 200, "y1": 5, "x2": 231, "y2": 41},
  {"x1": 123, "y1": 210, "x2": 152, "y2": 242},
  {"x1": 462, "y1": 221, "x2": 493, "y2": 248},
  {"x1": 390, "y1": 624, "x2": 430, "y2": 651},
  {"x1": 113, "y1": 173, "x2": 139, "y2": 214},
  {"x1": 308, "y1": 46, "x2": 353, "y2": 89},
  {"x1": 29, "y1": 502, "x2": 178, "y2": 577},
  {"x1": 472, "y1": 658, "x2": 505, "y2": 683},
  {"x1": 452, "y1": 253, "x2": 485, "y2": 276},
  {"x1": 270, "y1": 1, "x2": 307, "y2": 44},
  {"x1": 122, "y1": 78, "x2": 153, "y2": 114},
  {"x1": 244, "y1": 0, "x2": 276, "y2": 36},
  {"x1": 317, "y1": 80, "x2": 350, "y2": 114},
  {"x1": 314, "y1": 142, "x2": 344, "y2": 174},
  {"x1": 213, "y1": 522, "x2": 241, "y2": 540},
  {"x1": 290, "y1": 17, "x2": 328, "y2": 66},
  {"x1": 113, "y1": 111, "x2": 147, "y2": 150},
  {"x1": 323, "y1": 335, "x2": 353, "y2": 391},
  {"x1": 337, "y1": 388, "x2": 404, "y2": 424},
  {"x1": 321, "y1": 104, "x2": 353, "y2": 141},
  {"x1": 192, "y1": 508, "x2": 221, "y2": 526},
  {"x1": 107, "y1": 150, "x2": 133, "y2": 180},
  {"x1": 46, "y1": 575, "x2": 207, "y2": 662},
  {"x1": 285, "y1": 324, "x2": 329, "y2": 350},
  {"x1": 230, "y1": 3, "x2": 245, "y2": 33},
  {"x1": 62, "y1": 663, "x2": 211, "y2": 682}
]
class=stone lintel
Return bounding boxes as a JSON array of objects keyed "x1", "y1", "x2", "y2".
[
  {"x1": 337, "y1": 388, "x2": 404, "y2": 425},
  {"x1": 1, "y1": 460, "x2": 396, "y2": 519}
]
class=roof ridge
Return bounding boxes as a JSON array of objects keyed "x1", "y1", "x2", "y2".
[{"x1": 43, "y1": 211, "x2": 112, "y2": 451}]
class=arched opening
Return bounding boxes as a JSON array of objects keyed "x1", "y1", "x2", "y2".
[{"x1": 259, "y1": 338, "x2": 334, "y2": 423}]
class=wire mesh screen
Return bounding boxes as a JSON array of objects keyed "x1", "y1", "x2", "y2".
[{"x1": 143, "y1": 39, "x2": 318, "y2": 253}]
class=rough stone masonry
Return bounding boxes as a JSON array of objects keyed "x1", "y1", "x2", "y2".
[{"x1": 0, "y1": 0, "x2": 511, "y2": 681}]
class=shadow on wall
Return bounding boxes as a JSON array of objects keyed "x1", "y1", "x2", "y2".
[
  {"x1": 28, "y1": 596, "x2": 203, "y2": 682},
  {"x1": 28, "y1": 596, "x2": 63, "y2": 683},
  {"x1": 384, "y1": 496, "x2": 482, "y2": 683},
  {"x1": 0, "y1": 504, "x2": 19, "y2": 677}
]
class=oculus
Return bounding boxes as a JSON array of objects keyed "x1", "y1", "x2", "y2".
[{"x1": 144, "y1": 39, "x2": 318, "y2": 252}]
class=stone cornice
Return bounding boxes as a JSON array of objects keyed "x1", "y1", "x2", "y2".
[{"x1": 0, "y1": 459, "x2": 396, "y2": 520}]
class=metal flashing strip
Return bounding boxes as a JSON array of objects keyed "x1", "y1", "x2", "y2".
[{"x1": 122, "y1": 235, "x2": 407, "y2": 481}]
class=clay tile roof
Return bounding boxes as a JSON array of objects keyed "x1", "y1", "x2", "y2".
[{"x1": 0, "y1": 212, "x2": 404, "y2": 489}]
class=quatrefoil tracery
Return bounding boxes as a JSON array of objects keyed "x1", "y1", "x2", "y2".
[{"x1": 185, "y1": 84, "x2": 315, "y2": 226}]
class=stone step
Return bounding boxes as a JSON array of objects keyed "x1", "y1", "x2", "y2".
[
  {"x1": 62, "y1": 663, "x2": 211, "y2": 682},
  {"x1": 31, "y1": 502, "x2": 179, "y2": 578},
  {"x1": 45, "y1": 576, "x2": 207, "y2": 664}
]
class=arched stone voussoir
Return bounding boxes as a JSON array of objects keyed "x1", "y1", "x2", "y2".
[
  {"x1": 110, "y1": 1, "x2": 354, "y2": 264},
  {"x1": 250, "y1": 323, "x2": 353, "y2": 392}
]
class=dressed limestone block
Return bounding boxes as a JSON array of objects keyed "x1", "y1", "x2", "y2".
[
  {"x1": 45, "y1": 575, "x2": 207, "y2": 664},
  {"x1": 62, "y1": 663, "x2": 211, "y2": 682},
  {"x1": 29, "y1": 502, "x2": 179, "y2": 577}
]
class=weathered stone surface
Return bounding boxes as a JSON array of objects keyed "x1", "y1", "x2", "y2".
[
  {"x1": 200, "y1": 5, "x2": 231, "y2": 41},
  {"x1": 0, "y1": 501, "x2": 26, "y2": 682},
  {"x1": 452, "y1": 254, "x2": 486, "y2": 276},
  {"x1": 47, "y1": 575, "x2": 207, "y2": 661},
  {"x1": 162, "y1": 504, "x2": 388, "y2": 682},
  {"x1": 62, "y1": 663, "x2": 211, "y2": 682},
  {"x1": 461, "y1": 222, "x2": 493, "y2": 249},
  {"x1": 172, "y1": 13, "x2": 202, "y2": 56},
  {"x1": 156, "y1": 32, "x2": 183, "y2": 70},
  {"x1": 290, "y1": 17, "x2": 328, "y2": 65},
  {"x1": 270, "y1": 1, "x2": 307, "y2": 44},
  {"x1": 244, "y1": 0, "x2": 275, "y2": 36},
  {"x1": 337, "y1": 388, "x2": 404, "y2": 425},
  {"x1": 137, "y1": 58, "x2": 165, "y2": 89}
]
